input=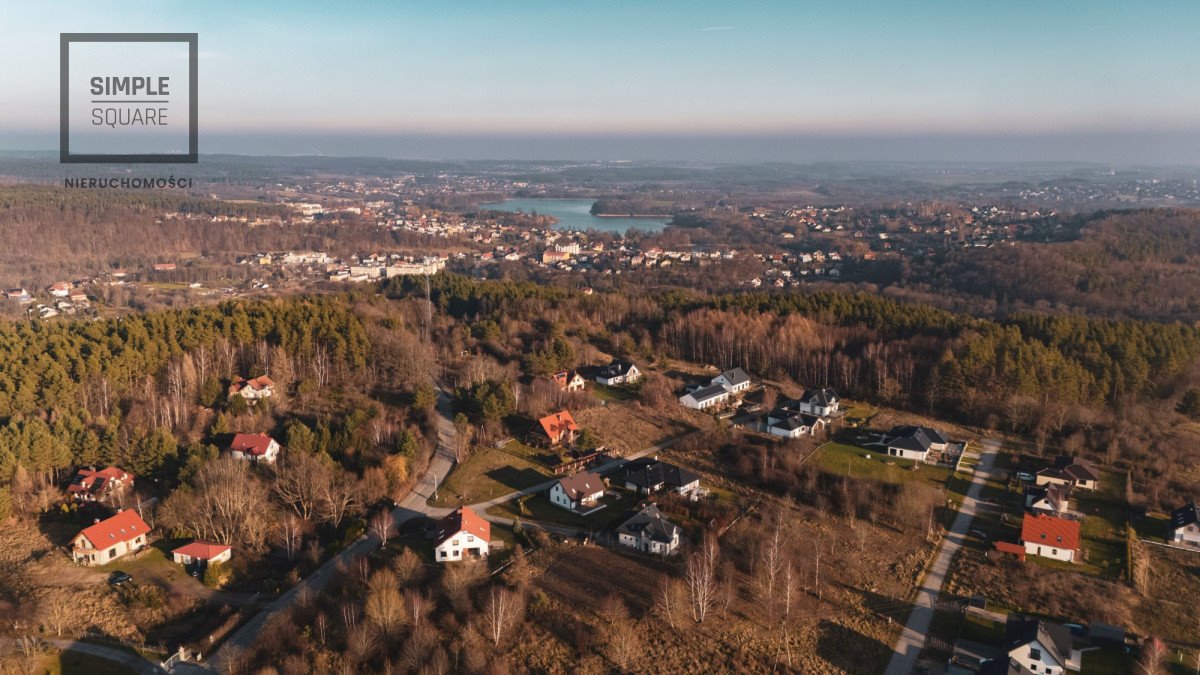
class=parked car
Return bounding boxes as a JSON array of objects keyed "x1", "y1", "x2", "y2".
[{"x1": 108, "y1": 571, "x2": 133, "y2": 586}]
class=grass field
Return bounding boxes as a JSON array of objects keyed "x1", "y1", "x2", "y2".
[
  {"x1": 1072, "y1": 471, "x2": 1129, "y2": 578},
  {"x1": 815, "y1": 440, "x2": 953, "y2": 491},
  {"x1": 489, "y1": 490, "x2": 636, "y2": 530},
  {"x1": 591, "y1": 382, "x2": 637, "y2": 403},
  {"x1": 36, "y1": 650, "x2": 137, "y2": 675},
  {"x1": 428, "y1": 443, "x2": 554, "y2": 507}
]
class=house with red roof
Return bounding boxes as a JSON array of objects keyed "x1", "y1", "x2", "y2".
[
  {"x1": 434, "y1": 506, "x2": 491, "y2": 562},
  {"x1": 1020, "y1": 513, "x2": 1080, "y2": 562},
  {"x1": 530, "y1": 410, "x2": 579, "y2": 447},
  {"x1": 228, "y1": 432, "x2": 281, "y2": 463},
  {"x1": 70, "y1": 509, "x2": 149, "y2": 565},
  {"x1": 171, "y1": 541, "x2": 232, "y2": 567},
  {"x1": 228, "y1": 375, "x2": 275, "y2": 402},
  {"x1": 66, "y1": 467, "x2": 133, "y2": 504},
  {"x1": 550, "y1": 370, "x2": 587, "y2": 393}
]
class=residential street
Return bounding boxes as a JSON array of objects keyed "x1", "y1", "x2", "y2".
[
  {"x1": 203, "y1": 387, "x2": 459, "y2": 673},
  {"x1": 884, "y1": 440, "x2": 999, "y2": 675},
  {"x1": 202, "y1": 403, "x2": 691, "y2": 673}
]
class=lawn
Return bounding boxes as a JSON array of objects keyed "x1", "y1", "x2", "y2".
[
  {"x1": 815, "y1": 440, "x2": 953, "y2": 491},
  {"x1": 1071, "y1": 471, "x2": 1129, "y2": 578},
  {"x1": 488, "y1": 490, "x2": 637, "y2": 530},
  {"x1": 428, "y1": 443, "x2": 554, "y2": 508},
  {"x1": 1132, "y1": 510, "x2": 1171, "y2": 543},
  {"x1": 591, "y1": 382, "x2": 637, "y2": 403},
  {"x1": 1079, "y1": 647, "x2": 1138, "y2": 675},
  {"x1": 37, "y1": 650, "x2": 137, "y2": 675}
]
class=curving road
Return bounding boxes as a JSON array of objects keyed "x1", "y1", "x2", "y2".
[
  {"x1": 204, "y1": 387, "x2": 458, "y2": 673},
  {"x1": 201, "y1": 396, "x2": 691, "y2": 673},
  {"x1": 883, "y1": 440, "x2": 999, "y2": 675}
]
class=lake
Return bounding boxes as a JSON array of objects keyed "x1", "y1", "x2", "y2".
[{"x1": 477, "y1": 198, "x2": 670, "y2": 234}]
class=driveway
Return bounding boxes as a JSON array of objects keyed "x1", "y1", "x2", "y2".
[{"x1": 883, "y1": 439, "x2": 999, "y2": 675}]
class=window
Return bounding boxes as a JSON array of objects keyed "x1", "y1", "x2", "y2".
[
  {"x1": 467, "y1": 535, "x2": 474, "y2": 542},
  {"x1": 1029, "y1": 648, "x2": 1041, "y2": 660}
]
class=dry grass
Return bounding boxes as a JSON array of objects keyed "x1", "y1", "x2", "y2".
[
  {"x1": 516, "y1": 503, "x2": 931, "y2": 674},
  {"x1": 574, "y1": 402, "x2": 713, "y2": 458}
]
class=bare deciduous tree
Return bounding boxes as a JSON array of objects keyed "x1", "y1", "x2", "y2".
[
  {"x1": 482, "y1": 585, "x2": 522, "y2": 646},
  {"x1": 654, "y1": 577, "x2": 687, "y2": 629},
  {"x1": 685, "y1": 534, "x2": 720, "y2": 624}
]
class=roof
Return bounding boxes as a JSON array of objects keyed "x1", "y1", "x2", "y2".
[
  {"x1": 67, "y1": 467, "x2": 132, "y2": 494},
  {"x1": 1025, "y1": 484, "x2": 1069, "y2": 510},
  {"x1": 599, "y1": 360, "x2": 636, "y2": 378},
  {"x1": 77, "y1": 510, "x2": 149, "y2": 549},
  {"x1": 228, "y1": 375, "x2": 275, "y2": 395},
  {"x1": 1020, "y1": 513, "x2": 1080, "y2": 552},
  {"x1": 1171, "y1": 502, "x2": 1198, "y2": 531},
  {"x1": 229, "y1": 432, "x2": 277, "y2": 456},
  {"x1": 538, "y1": 410, "x2": 578, "y2": 441},
  {"x1": 435, "y1": 506, "x2": 491, "y2": 547},
  {"x1": 551, "y1": 370, "x2": 584, "y2": 387},
  {"x1": 884, "y1": 425, "x2": 948, "y2": 453},
  {"x1": 1004, "y1": 616, "x2": 1072, "y2": 667},
  {"x1": 618, "y1": 504, "x2": 679, "y2": 544},
  {"x1": 1052, "y1": 455, "x2": 1099, "y2": 482},
  {"x1": 685, "y1": 384, "x2": 729, "y2": 402},
  {"x1": 798, "y1": 387, "x2": 839, "y2": 406},
  {"x1": 172, "y1": 541, "x2": 231, "y2": 560},
  {"x1": 556, "y1": 471, "x2": 605, "y2": 501},
  {"x1": 713, "y1": 367, "x2": 750, "y2": 387},
  {"x1": 623, "y1": 460, "x2": 699, "y2": 491}
]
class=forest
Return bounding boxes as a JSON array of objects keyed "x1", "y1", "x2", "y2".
[
  {"x1": 388, "y1": 273, "x2": 1200, "y2": 508},
  {"x1": 899, "y1": 209, "x2": 1200, "y2": 321}
]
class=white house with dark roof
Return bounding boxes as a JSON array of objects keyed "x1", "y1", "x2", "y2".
[
  {"x1": 766, "y1": 410, "x2": 826, "y2": 439},
  {"x1": 595, "y1": 361, "x2": 641, "y2": 386},
  {"x1": 679, "y1": 384, "x2": 730, "y2": 410},
  {"x1": 621, "y1": 459, "x2": 700, "y2": 495},
  {"x1": 617, "y1": 504, "x2": 680, "y2": 555},
  {"x1": 1001, "y1": 616, "x2": 1081, "y2": 675},
  {"x1": 881, "y1": 425, "x2": 949, "y2": 462},
  {"x1": 550, "y1": 471, "x2": 605, "y2": 512},
  {"x1": 1171, "y1": 502, "x2": 1200, "y2": 547},
  {"x1": 711, "y1": 367, "x2": 751, "y2": 394},
  {"x1": 795, "y1": 388, "x2": 840, "y2": 417}
]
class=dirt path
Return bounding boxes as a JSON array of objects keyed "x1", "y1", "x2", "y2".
[{"x1": 883, "y1": 439, "x2": 999, "y2": 675}]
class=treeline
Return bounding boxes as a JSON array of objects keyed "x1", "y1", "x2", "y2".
[
  {"x1": 0, "y1": 296, "x2": 372, "y2": 515},
  {"x1": 0, "y1": 185, "x2": 456, "y2": 288},
  {"x1": 902, "y1": 209, "x2": 1200, "y2": 321}
]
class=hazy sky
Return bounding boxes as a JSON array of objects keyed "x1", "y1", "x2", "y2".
[{"x1": 2, "y1": 1, "x2": 1199, "y2": 162}]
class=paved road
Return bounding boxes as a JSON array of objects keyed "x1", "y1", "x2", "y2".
[
  {"x1": 202, "y1": 401, "x2": 689, "y2": 672},
  {"x1": 203, "y1": 387, "x2": 458, "y2": 673},
  {"x1": 883, "y1": 440, "x2": 999, "y2": 675}
]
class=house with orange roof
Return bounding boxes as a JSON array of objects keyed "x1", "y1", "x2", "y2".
[
  {"x1": 70, "y1": 509, "x2": 150, "y2": 565},
  {"x1": 228, "y1": 432, "x2": 282, "y2": 463},
  {"x1": 1020, "y1": 512, "x2": 1080, "y2": 562},
  {"x1": 433, "y1": 506, "x2": 491, "y2": 562},
  {"x1": 171, "y1": 541, "x2": 232, "y2": 567},
  {"x1": 66, "y1": 466, "x2": 134, "y2": 504},
  {"x1": 228, "y1": 375, "x2": 275, "y2": 402},
  {"x1": 530, "y1": 410, "x2": 579, "y2": 447}
]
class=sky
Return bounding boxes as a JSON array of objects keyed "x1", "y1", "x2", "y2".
[{"x1": 2, "y1": 0, "x2": 1199, "y2": 162}]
